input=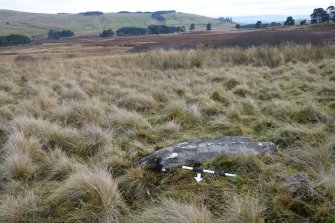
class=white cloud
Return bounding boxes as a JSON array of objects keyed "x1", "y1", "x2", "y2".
[{"x1": 1, "y1": 0, "x2": 334, "y2": 17}]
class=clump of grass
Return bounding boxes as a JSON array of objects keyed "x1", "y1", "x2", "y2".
[
  {"x1": 209, "y1": 115, "x2": 231, "y2": 132},
  {"x1": 129, "y1": 197, "x2": 213, "y2": 223},
  {"x1": 270, "y1": 124, "x2": 328, "y2": 148},
  {"x1": 216, "y1": 194, "x2": 265, "y2": 223},
  {"x1": 0, "y1": 192, "x2": 39, "y2": 222},
  {"x1": 239, "y1": 98, "x2": 258, "y2": 116},
  {"x1": 293, "y1": 143, "x2": 334, "y2": 173},
  {"x1": 253, "y1": 117, "x2": 278, "y2": 134},
  {"x1": 257, "y1": 86, "x2": 282, "y2": 101},
  {"x1": 110, "y1": 107, "x2": 152, "y2": 131},
  {"x1": 34, "y1": 92, "x2": 58, "y2": 111},
  {"x1": 58, "y1": 84, "x2": 89, "y2": 101},
  {"x1": 118, "y1": 93, "x2": 157, "y2": 111},
  {"x1": 288, "y1": 103, "x2": 327, "y2": 124},
  {"x1": 261, "y1": 100, "x2": 325, "y2": 124},
  {"x1": 318, "y1": 83, "x2": 335, "y2": 96},
  {"x1": 163, "y1": 101, "x2": 200, "y2": 126},
  {"x1": 226, "y1": 104, "x2": 242, "y2": 121},
  {"x1": 1, "y1": 152, "x2": 37, "y2": 181},
  {"x1": 224, "y1": 78, "x2": 240, "y2": 90},
  {"x1": 201, "y1": 99, "x2": 225, "y2": 116},
  {"x1": 14, "y1": 100, "x2": 44, "y2": 118},
  {"x1": 46, "y1": 167, "x2": 128, "y2": 222},
  {"x1": 0, "y1": 79, "x2": 15, "y2": 92},
  {"x1": 47, "y1": 149, "x2": 84, "y2": 180},
  {"x1": 1, "y1": 131, "x2": 54, "y2": 179},
  {"x1": 274, "y1": 193, "x2": 313, "y2": 219},
  {"x1": 2, "y1": 131, "x2": 42, "y2": 155},
  {"x1": 313, "y1": 168, "x2": 335, "y2": 200},
  {"x1": 159, "y1": 120, "x2": 182, "y2": 137},
  {"x1": 210, "y1": 89, "x2": 231, "y2": 105},
  {"x1": 81, "y1": 125, "x2": 113, "y2": 154},
  {"x1": 11, "y1": 116, "x2": 112, "y2": 157},
  {"x1": 232, "y1": 84, "x2": 252, "y2": 97},
  {"x1": 152, "y1": 90, "x2": 169, "y2": 103},
  {"x1": 0, "y1": 90, "x2": 14, "y2": 104},
  {"x1": 186, "y1": 103, "x2": 202, "y2": 118},
  {"x1": 51, "y1": 101, "x2": 107, "y2": 127},
  {"x1": 119, "y1": 167, "x2": 157, "y2": 201},
  {"x1": 0, "y1": 105, "x2": 13, "y2": 119}
]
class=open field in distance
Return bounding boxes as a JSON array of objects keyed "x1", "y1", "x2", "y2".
[
  {"x1": 0, "y1": 10, "x2": 231, "y2": 37},
  {"x1": 22, "y1": 24, "x2": 334, "y2": 52},
  {"x1": 0, "y1": 34, "x2": 334, "y2": 222}
]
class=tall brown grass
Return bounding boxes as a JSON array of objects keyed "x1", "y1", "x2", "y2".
[
  {"x1": 0, "y1": 43, "x2": 334, "y2": 222},
  {"x1": 129, "y1": 198, "x2": 213, "y2": 223}
]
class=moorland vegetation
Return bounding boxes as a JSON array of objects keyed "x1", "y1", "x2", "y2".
[{"x1": 0, "y1": 42, "x2": 334, "y2": 222}]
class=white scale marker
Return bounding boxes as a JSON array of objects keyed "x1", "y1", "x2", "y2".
[
  {"x1": 194, "y1": 173, "x2": 203, "y2": 182},
  {"x1": 182, "y1": 166, "x2": 237, "y2": 183}
]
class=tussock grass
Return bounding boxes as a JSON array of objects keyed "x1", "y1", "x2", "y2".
[
  {"x1": 313, "y1": 169, "x2": 335, "y2": 199},
  {"x1": 210, "y1": 88, "x2": 231, "y2": 105},
  {"x1": 110, "y1": 107, "x2": 152, "y2": 131},
  {"x1": 270, "y1": 124, "x2": 328, "y2": 148},
  {"x1": 50, "y1": 100, "x2": 107, "y2": 127},
  {"x1": 232, "y1": 84, "x2": 252, "y2": 97},
  {"x1": 118, "y1": 92, "x2": 158, "y2": 112},
  {"x1": 0, "y1": 90, "x2": 14, "y2": 104},
  {"x1": 2, "y1": 131, "x2": 42, "y2": 155},
  {"x1": 0, "y1": 192, "x2": 39, "y2": 222},
  {"x1": 294, "y1": 143, "x2": 334, "y2": 172},
  {"x1": 119, "y1": 167, "x2": 157, "y2": 201},
  {"x1": 201, "y1": 99, "x2": 226, "y2": 116},
  {"x1": 159, "y1": 120, "x2": 182, "y2": 137},
  {"x1": 2, "y1": 151, "x2": 37, "y2": 181},
  {"x1": 216, "y1": 194, "x2": 265, "y2": 223},
  {"x1": 0, "y1": 43, "x2": 334, "y2": 222},
  {"x1": 133, "y1": 45, "x2": 335, "y2": 69},
  {"x1": 46, "y1": 167, "x2": 128, "y2": 222},
  {"x1": 129, "y1": 198, "x2": 213, "y2": 223},
  {"x1": 163, "y1": 100, "x2": 201, "y2": 126},
  {"x1": 47, "y1": 149, "x2": 84, "y2": 180},
  {"x1": 11, "y1": 116, "x2": 112, "y2": 157}
]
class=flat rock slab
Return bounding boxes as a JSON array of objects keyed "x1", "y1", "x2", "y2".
[{"x1": 139, "y1": 136, "x2": 277, "y2": 171}]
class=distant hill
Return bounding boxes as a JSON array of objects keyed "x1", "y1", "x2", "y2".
[
  {"x1": 0, "y1": 10, "x2": 232, "y2": 37},
  {"x1": 233, "y1": 15, "x2": 309, "y2": 24}
]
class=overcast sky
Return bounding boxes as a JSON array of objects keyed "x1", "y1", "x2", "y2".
[{"x1": 1, "y1": 0, "x2": 334, "y2": 17}]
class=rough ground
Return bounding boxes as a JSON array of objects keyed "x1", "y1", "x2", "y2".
[{"x1": 84, "y1": 24, "x2": 335, "y2": 50}]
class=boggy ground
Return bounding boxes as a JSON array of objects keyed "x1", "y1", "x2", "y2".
[{"x1": 0, "y1": 42, "x2": 334, "y2": 222}]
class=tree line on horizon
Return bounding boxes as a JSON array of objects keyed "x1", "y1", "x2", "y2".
[
  {"x1": 151, "y1": 10, "x2": 176, "y2": 21},
  {"x1": 234, "y1": 5, "x2": 335, "y2": 29},
  {"x1": 218, "y1": 17, "x2": 233, "y2": 23},
  {"x1": 76, "y1": 10, "x2": 177, "y2": 21}
]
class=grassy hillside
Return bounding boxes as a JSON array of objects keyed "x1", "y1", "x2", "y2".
[
  {"x1": 0, "y1": 42, "x2": 334, "y2": 222},
  {"x1": 0, "y1": 10, "x2": 230, "y2": 37}
]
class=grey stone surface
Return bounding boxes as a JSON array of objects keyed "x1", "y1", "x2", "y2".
[
  {"x1": 284, "y1": 172, "x2": 310, "y2": 198},
  {"x1": 138, "y1": 136, "x2": 277, "y2": 170}
]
